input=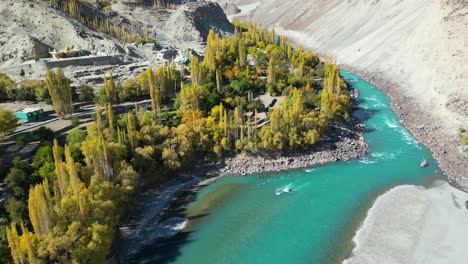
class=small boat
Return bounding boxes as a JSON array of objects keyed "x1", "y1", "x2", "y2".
[
  {"x1": 275, "y1": 187, "x2": 293, "y2": 196},
  {"x1": 420, "y1": 160, "x2": 428, "y2": 168}
]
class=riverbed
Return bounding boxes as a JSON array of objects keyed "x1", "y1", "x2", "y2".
[{"x1": 128, "y1": 71, "x2": 445, "y2": 264}]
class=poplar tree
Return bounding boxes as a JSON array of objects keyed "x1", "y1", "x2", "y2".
[
  {"x1": 68, "y1": 0, "x2": 83, "y2": 21},
  {"x1": 239, "y1": 42, "x2": 246, "y2": 67},
  {"x1": 20, "y1": 222, "x2": 36, "y2": 264},
  {"x1": 28, "y1": 180, "x2": 53, "y2": 236},
  {"x1": 105, "y1": 103, "x2": 115, "y2": 141},
  {"x1": 267, "y1": 57, "x2": 275, "y2": 85},
  {"x1": 104, "y1": 72, "x2": 117, "y2": 103},
  {"x1": 53, "y1": 139, "x2": 68, "y2": 196},
  {"x1": 46, "y1": 68, "x2": 73, "y2": 119},
  {"x1": 215, "y1": 69, "x2": 222, "y2": 93},
  {"x1": 127, "y1": 112, "x2": 137, "y2": 152},
  {"x1": 155, "y1": 63, "x2": 176, "y2": 95},
  {"x1": 95, "y1": 104, "x2": 103, "y2": 132},
  {"x1": 6, "y1": 224, "x2": 24, "y2": 264},
  {"x1": 189, "y1": 56, "x2": 209, "y2": 85},
  {"x1": 147, "y1": 67, "x2": 161, "y2": 116}
]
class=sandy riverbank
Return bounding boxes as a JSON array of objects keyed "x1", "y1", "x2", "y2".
[
  {"x1": 342, "y1": 66, "x2": 468, "y2": 191},
  {"x1": 345, "y1": 181, "x2": 468, "y2": 264}
]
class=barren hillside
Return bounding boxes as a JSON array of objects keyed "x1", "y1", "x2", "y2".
[
  {"x1": 0, "y1": 0, "x2": 233, "y2": 85},
  {"x1": 0, "y1": 0, "x2": 233, "y2": 66},
  {"x1": 0, "y1": 0, "x2": 127, "y2": 65},
  {"x1": 240, "y1": 0, "x2": 468, "y2": 187}
]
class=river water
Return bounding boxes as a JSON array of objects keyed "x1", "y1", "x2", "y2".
[{"x1": 131, "y1": 70, "x2": 443, "y2": 264}]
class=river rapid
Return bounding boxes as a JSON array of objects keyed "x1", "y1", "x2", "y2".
[{"x1": 130, "y1": 71, "x2": 444, "y2": 264}]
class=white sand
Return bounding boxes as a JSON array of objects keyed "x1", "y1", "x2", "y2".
[{"x1": 345, "y1": 181, "x2": 468, "y2": 264}]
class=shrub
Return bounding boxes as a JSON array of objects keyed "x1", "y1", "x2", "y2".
[
  {"x1": 16, "y1": 135, "x2": 27, "y2": 145},
  {"x1": 0, "y1": 72, "x2": 14, "y2": 101},
  {"x1": 460, "y1": 129, "x2": 468, "y2": 146},
  {"x1": 0, "y1": 108, "x2": 18, "y2": 138},
  {"x1": 71, "y1": 116, "x2": 80, "y2": 127},
  {"x1": 78, "y1": 84, "x2": 95, "y2": 102},
  {"x1": 67, "y1": 128, "x2": 86, "y2": 146},
  {"x1": 32, "y1": 126, "x2": 54, "y2": 143}
]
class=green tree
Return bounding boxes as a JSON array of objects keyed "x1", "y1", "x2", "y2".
[
  {"x1": 0, "y1": 72, "x2": 14, "y2": 100},
  {"x1": 4, "y1": 198, "x2": 27, "y2": 223},
  {"x1": 78, "y1": 84, "x2": 94, "y2": 102},
  {"x1": 45, "y1": 68, "x2": 73, "y2": 119},
  {"x1": 32, "y1": 145, "x2": 55, "y2": 183},
  {"x1": 0, "y1": 108, "x2": 18, "y2": 138},
  {"x1": 5, "y1": 168, "x2": 28, "y2": 197}
]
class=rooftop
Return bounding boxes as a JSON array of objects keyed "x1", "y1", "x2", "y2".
[{"x1": 16, "y1": 108, "x2": 43, "y2": 114}]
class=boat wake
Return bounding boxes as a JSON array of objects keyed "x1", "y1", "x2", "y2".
[
  {"x1": 385, "y1": 119, "x2": 399, "y2": 129},
  {"x1": 276, "y1": 184, "x2": 294, "y2": 196}
]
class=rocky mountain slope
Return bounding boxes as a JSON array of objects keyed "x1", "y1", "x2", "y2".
[
  {"x1": 0, "y1": 0, "x2": 126, "y2": 65},
  {"x1": 239, "y1": 0, "x2": 468, "y2": 188},
  {"x1": 112, "y1": 1, "x2": 233, "y2": 52},
  {"x1": 0, "y1": 0, "x2": 233, "y2": 66}
]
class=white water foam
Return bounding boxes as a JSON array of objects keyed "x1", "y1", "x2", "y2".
[
  {"x1": 385, "y1": 119, "x2": 399, "y2": 129},
  {"x1": 171, "y1": 219, "x2": 188, "y2": 231},
  {"x1": 399, "y1": 128, "x2": 420, "y2": 148},
  {"x1": 365, "y1": 97, "x2": 387, "y2": 108},
  {"x1": 358, "y1": 157, "x2": 378, "y2": 164},
  {"x1": 360, "y1": 151, "x2": 399, "y2": 164}
]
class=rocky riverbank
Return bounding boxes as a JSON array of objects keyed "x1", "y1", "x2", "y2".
[
  {"x1": 111, "y1": 87, "x2": 369, "y2": 262},
  {"x1": 342, "y1": 66, "x2": 468, "y2": 191},
  {"x1": 219, "y1": 136, "x2": 367, "y2": 175},
  {"x1": 190, "y1": 116, "x2": 368, "y2": 184}
]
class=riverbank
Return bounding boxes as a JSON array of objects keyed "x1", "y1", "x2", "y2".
[
  {"x1": 342, "y1": 66, "x2": 468, "y2": 191},
  {"x1": 344, "y1": 181, "x2": 468, "y2": 264},
  {"x1": 111, "y1": 137, "x2": 368, "y2": 262},
  {"x1": 111, "y1": 96, "x2": 369, "y2": 262}
]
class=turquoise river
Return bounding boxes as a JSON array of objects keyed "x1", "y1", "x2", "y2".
[{"x1": 133, "y1": 70, "x2": 443, "y2": 264}]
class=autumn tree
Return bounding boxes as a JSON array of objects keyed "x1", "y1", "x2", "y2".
[
  {"x1": 6, "y1": 224, "x2": 25, "y2": 264},
  {"x1": 267, "y1": 57, "x2": 275, "y2": 85},
  {"x1": 189, "y1": 56, "x2": 209, "y2": 85},
  {"x1": 104, "y1": 72, "x2": 118, "y2": 103},
  {"x1": 147, "y1": 67, "x2": 161, "y2": 116},
  {"x1": 45, "y1": 68, "x2": 73, "y2": 119}
]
